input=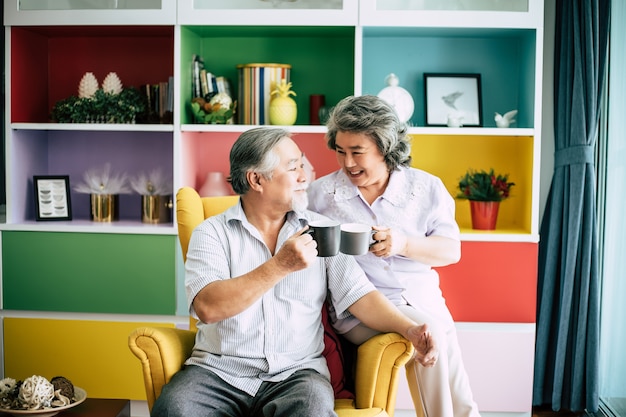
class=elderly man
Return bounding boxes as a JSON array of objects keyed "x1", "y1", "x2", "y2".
[{"x1": 151, "y1": 127, "x2": 438, "y2": 417}]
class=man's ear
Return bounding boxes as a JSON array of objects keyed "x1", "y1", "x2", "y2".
[{"x1": 247, "y1": 171, "x2": 263, "y2": 191}]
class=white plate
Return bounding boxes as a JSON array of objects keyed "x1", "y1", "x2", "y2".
[{"x1": 2, "y1": 387, "x2": 86, "y2": 417}]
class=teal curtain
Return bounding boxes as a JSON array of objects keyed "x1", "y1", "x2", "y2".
[{"x1": 533, "y1": 0, "x2": 610, "y2": 412}]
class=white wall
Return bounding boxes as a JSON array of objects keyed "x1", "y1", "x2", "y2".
[{"x1": 539, "y1": 0, "x2": 555, "y2": 220}]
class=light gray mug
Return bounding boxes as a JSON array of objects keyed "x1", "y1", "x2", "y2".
[{"x1": 340, "y1": 223, "x2": 375, "y2": 256}]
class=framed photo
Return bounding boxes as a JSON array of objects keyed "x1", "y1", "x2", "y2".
[
  {"x1": 34, "y1": 175, "x2": 72, "y2": 221},
  {"x1": 424, "y1": 73, "x2": 482, "y2": 127}
]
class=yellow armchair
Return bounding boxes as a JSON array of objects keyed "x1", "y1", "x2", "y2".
[
  {"x1": 128, "y1": 186, "x2": 415, "y2": 417},
  {"x1": 129, "y1": 327, "x2": 414, "y2": 417}
]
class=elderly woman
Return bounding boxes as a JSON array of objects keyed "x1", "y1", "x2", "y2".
[{"x1": 308, "y1": 95, "x2": 481, "y2": 417}]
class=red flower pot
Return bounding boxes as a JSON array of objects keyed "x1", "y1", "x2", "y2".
[{"x1": 470, "y1": 201, "x2": 500, "y2": 230}]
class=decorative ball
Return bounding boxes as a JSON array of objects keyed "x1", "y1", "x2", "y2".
[
  {"x1": 0, "y1": 378, "x2": 16, "y2": 396},
  {"x1": 0, "y1": 378, "x2": 20, "y2": 409},
  {"x1": 51, "y1": 376, "x2": 74, "y2": 400},
  {"x1": 102, "y1": 72, "x2": 123, "y2": 95},
  {"x1": 209, "y1": 92, "x2": 233, "y2": 109},
  {"x1": 78, "y1": 72, "x2": 99, "y2": 99},
  {"x1": 18, "y1": 375, "x2": 54, "y2": 409}
]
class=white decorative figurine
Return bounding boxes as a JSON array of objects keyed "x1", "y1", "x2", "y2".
[
  {"x1": 447, "y1": 114, "x2": 464, "y2": 128},
  {"x1": 102, "y1": 72, "x2": 123, "y2": 95},
  {"x1": 495, "y1": 109, "x2": 518, "y2": 128},
  {"x1": 78, "y1": 72, "x2": 98, "y2": 99},
  {"x1": 377, "y1": 73, "x2": 414, "y2": 124}
]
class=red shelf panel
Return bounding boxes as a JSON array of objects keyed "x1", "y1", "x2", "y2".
[
  {"x1": 438, "y1": 241, "x2": 538, "y2": 323},
  {"x1": 11, "y1": 26, "x2": 174, "y2": 123}
]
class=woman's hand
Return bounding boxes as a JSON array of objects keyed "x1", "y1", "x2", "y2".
[{"x1": 370, "y1": 226, "x2": 407, "y2": 258}]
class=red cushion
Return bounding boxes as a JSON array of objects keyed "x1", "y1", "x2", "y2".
[{"x1": 322, "y1": 305, "x2": 354, "y2": 399}]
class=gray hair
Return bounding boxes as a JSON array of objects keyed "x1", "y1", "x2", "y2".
[
  {"x1": 326, "y1": 95, "x2": 411, "y2": 170},
  {"x1": 229, "y1": 127, "x2": 291, "y2": 195}
]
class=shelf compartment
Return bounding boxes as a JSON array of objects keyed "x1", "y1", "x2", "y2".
[
  {"x1": 180, "y1": 25, "x2": 355, "y2": 126},
  {"x1": 180, "y1": 131, "x2": 337, "y2": 189},
  {"x1": 359, "y1": 0, "x2": 543, "y2": 29},
  {"x1": 372, "y1": 0, "x2": 529, "y2": 12},
  {"x1": 7, "y1": 129, "x2": 174, "y2": 224},
  {"x1": 4, "y1": 0, "x2": 176, "y2": 26},
  {"x1": 178, "y1": 0, "x2": 358, "y2": 26},
  {"x1": 4, "y1": 317, "x2": 174, "y2": 399},
  {"x1": 9, "y1": 25, "x2": 174, "y2": 124},
  {"x1": 361, "y1": 27, "x2": 537, "y2": 129},
  {"x1": 410, "y1": 134, "x2": 534, "y2": 234}
]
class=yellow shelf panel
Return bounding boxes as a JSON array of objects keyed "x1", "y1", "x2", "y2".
[
  {"x1": 410, "y1": 134, "x2": 534, "y2": 233},
  {"x1": 4, "y1": 318, "x2": 176, "y2": 400}
]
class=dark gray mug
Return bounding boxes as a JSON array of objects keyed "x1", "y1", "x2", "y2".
[
  {"x1": 340, "y1": 223, "x2": 375, "y2": 256},
  {"x1": 307, "y1": 220, "x2": 341, "y2": 257}
]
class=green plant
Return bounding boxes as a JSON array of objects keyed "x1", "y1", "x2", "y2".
[
  {"x1": 457, "y1": 168, "x2": 515, "y2": 202},
  {"x1": 51, "y1": 87, "x2": 147, "y2": 124}
]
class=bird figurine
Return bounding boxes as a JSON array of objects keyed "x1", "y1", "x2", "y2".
[{"x1": 495, "y1": 109, "x2": 518, "y2": 128}]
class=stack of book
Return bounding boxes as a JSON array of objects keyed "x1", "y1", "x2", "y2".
[
  {"x1": 142, "y1": 77, "x2": 174, "y2": 124},
  {"x1": 192, "y1": 54, "x2": 232, "y2": 101}
]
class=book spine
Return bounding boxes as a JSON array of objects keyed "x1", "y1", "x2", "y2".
[{"x1": 200, "y1": 69, "x2": 209, "y2": 98}]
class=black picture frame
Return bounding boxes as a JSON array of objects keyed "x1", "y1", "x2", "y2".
[
  {"x1": 34, "y1": 175, "x2": 72, "y2": 221},
  {"x1": 424, "y1": 73, "x2": 483, "y2": 127}
]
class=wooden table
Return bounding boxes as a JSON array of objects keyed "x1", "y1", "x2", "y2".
[{"x1": 59, "y1": 398, "x2": 130, "y2": 417}]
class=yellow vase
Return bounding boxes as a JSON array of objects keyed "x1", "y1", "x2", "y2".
[
  {"x1": 269, "y1": 96, "x2": 297, "y2": 125},
  {"x1": 269, "y1": 78, "x2": 297, "y2": 125}
]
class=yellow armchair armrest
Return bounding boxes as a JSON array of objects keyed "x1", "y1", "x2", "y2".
[
  {"x1": 128, "y1": 327, "x2": 196, "y2": 410},
  {"x1": 354, "y1": 332, "x2": 415, "y2": 416}
]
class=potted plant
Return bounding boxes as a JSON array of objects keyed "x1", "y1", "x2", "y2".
[
  {"x1": 129, "y1": 169, "x2": 173, "y2": 224},
  {"x1": 456, "y1": 168, "x2": 515, "y2": 230},
  {"x1": 51, "y1": 72, "x2": 147, "y2": 124}
]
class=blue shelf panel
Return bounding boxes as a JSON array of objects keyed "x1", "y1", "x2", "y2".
[{"x1": 362, "y1": 27, "x2": 537, "y2": 128}]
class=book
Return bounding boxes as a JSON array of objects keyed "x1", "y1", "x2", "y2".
[
  {"x1": 167, "y1": 76, "x2": 174, "y2": 113},
  {"x1": 216, "y1": 76, "x2": 232, "y2": 98},
  {"x1": 206, "y1": 71, "x2": 216, "y2": 97},
  {"x1": 159, "y1": 81, "x2": 168, "y2": 118},
  {"x1": 192, "y1": 54, "x2": 205, "y2": 98},
  {"x1": 200, "y1": 69, "x2": 209, "y2": 97}
]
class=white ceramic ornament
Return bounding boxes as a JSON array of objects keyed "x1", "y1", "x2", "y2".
[
  {"x1": 377, "y1": 73, "x2": 414, "y2": 124},
  {"x1": 78, "y1": 72, "x2": 98, "y2": 98},
  {"x1": 495, "y1": 109, "x2": 518, "y2": 128},
  {"x1": 102, "y1": 72, "x2": 123, "y2": 95}
]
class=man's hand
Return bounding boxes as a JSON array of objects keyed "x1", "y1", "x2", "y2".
[
  {"x1": 406, "y1": 324, "x2": 438, "y2": 367},
  {"x1": 274, "y1": 227, "x2": 318, "y2": 273}
]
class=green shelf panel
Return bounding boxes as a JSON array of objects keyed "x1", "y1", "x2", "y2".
[
  {"x1": 180, "y1": 25, "x2": 355, "y2": 125},
  {"x1": 2, "y1": 231, "x2": 176, "y2": 314}
]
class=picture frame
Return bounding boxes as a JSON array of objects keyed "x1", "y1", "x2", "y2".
[
  {"x1": 33, "y1": 175, "x2": 72, "y2": 221},
  {"x1": 424, "y1": 73, "x2": 483, "y2": 127}
]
